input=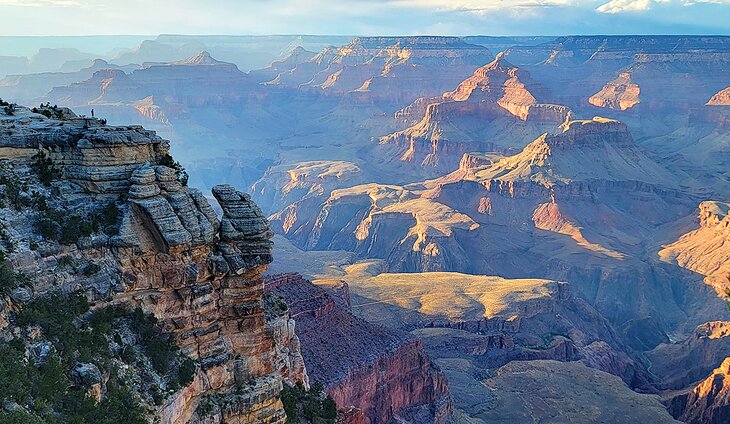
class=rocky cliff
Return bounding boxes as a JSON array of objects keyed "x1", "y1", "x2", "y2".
[
  {"x1": 707, "y1": 87, "x2": 730, "y2": 106},
  {"x1": 588, "y1": 72, "x2": 640, "y2": 110},
  {"x1": 263, "y1": 37, "x2": 492, "y2": 106},
  {"x1": 660, "y1": 201, "x2": 730, "y2": 291},
  {"x1": 667, "y1": 357, "x2": 730, "y2": 424},
  {"x1": 375, "y1": 53, "x2": 570, "y2": 173},
  {"x1": 0, "y1": 105, "x2": 304, "y2": 423},
  {"x1": 268, "y1": 114, "x2": 718, "y2": 348},
  {"x1": 265, "y1": 273, "x2": 452, "y2": 424}
]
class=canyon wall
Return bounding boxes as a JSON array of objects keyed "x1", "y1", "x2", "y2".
[
  {"x1": 0, "y1": 106, "x2": 302, "y2": 423},
  {"x1": 265, "y1": 273, "x2": 452, "y2": 424}
]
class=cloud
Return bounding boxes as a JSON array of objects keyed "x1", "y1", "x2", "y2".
[
  {"x1": 596, "y1": 0, "x2": 650, "y2": 13},
  {"x1": 681, "y1": 0, "x2": 730, "y2": 4},
  {"x1": 596, "y1": 0, "x2": 729, "y2": 13},
  {"x1": 389, "y1": 0, "x2": 573, "y2": 13},
  {"x1": 0, "y1": 0, "x2": 79, "y2": 5}
]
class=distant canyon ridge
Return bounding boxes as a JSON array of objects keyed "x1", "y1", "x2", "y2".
[{"x1": 0, "y1": 34, "x2": 729, "y2": 423}]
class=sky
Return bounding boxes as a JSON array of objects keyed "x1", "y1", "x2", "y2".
[{"x1": 0, "y1": 0, "x2": 728, "y2": 36}]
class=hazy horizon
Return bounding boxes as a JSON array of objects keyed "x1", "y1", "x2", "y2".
[{"x1": 0, "y1": 0, "x2": 728, "y2": 39}]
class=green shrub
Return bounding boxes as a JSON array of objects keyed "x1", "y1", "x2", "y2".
[
  {"x1": 7, "y1": 292, "x2": 195, "y2": 423},
  {"x1": 0, "y1": 410, "x2": 46, "y2": 424},
  {"x1": 82, "y1": 262, "x2": 101, "y2": 277},
  {"x1": 281, "y1": 381, "x2": 336, "y2": 424},
  {"x1": 321, "y1": 396, "x2": 337, "y2": 420},
  {"x1": 30, "y1": 150, "x2": 60, "y2": 187},
  {"x1": 159, "y1": 154, "x2": 189, "y2": 186},
  {"x1": 0, "y1": 254, "x2": 31, "y2": 296},
  {"x1": 0, "y1": 173, "x2": 30, "y2": 210},
  {"x1": 177, "y1": 357, "x2": 196, "y2": 387},
  {"x1": 36, "y1": 200, "x2": 121, "y2": 244}
]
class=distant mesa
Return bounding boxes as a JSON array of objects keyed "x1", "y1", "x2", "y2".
[
  {"x1": 260, "y1": 36, "x2": 493, "y2": 104},
  {"x1": 707, "y1": 87, "x2": 730, "y2": 106},
  {"x1": 171, "y1": 51, "x2": 225, "y2": 66},
  {"x1": 589, "y1": 72, "x2": 640, "y2": 110},
  {"x1": 376, "y1": 53, "x2": 571, "y2": 173},
  {"x1": 470, "y1": 116, "x2": 679, "y2": 187}
]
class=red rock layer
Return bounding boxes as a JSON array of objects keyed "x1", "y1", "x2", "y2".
[
  {"x1": 265, "y1": 273, "x2": 452, "y2": 424},
  {"x1": 669, "y1": 357, "x2": 730, "y2": 424}
]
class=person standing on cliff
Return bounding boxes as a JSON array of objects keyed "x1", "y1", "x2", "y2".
[{"x1": 91, "y1": 109, "x2": 94, "y2": 118}]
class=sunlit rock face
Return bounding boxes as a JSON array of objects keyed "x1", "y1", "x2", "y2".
[
  {"x1": 263, "y1": 36, "x2": 494, "y2": 106},
  {"x1": 502, "y1": 36, "x2": 730, "y2": 110},
  {"x1": 0, "y1": 106, "x2": 301, "y2": 424},
  {"x1": 707, "y1": 87, "x2": 730, "y2": 106},
  {"x1": 589, "y1": 72, "x2": 640, "y2": 110},
  {"x1": 269, "y1": 116, "x2": 718, "y2": 348},
  {"x1": 647, "y1": 321, "x2": 730, "y2": 391},
  {"x1": 660, "y1": 201, "x2": 730, "y2": 291},
  {"x1": 667, "y1": 357, "x2": 730, "y2": 424},
  {"x1": 375, "y1": 53, "x2": 570, "y2": 174},
  {"x1": 250, "y1": 160, "x2": 364, "y2": 215},
  {"x1": 265, "y1": 273, "x2": 452, "y2": 424}
]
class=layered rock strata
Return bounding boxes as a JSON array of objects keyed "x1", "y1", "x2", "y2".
[
  {"x1": 376, "y1": 53, "x2": 570, "y2": 173},
  {"x1": 265, "y1": 273, "x2": 452, "y2": 424},
  {"x1": 588, "y1": 72, "x2": 640, "y2": 110},
  {"x1": 660, "y1": 201, "x2": 730, "y2": 290},
  {"x1": 667, "y1": 357, "x2": 730, "y2": 424},
  {"x1": 707, "y1": 87, "x2": 730, "y2": 106},
  {"x1": 0, "y1": 106, "x2": 300, "y2": 423}
]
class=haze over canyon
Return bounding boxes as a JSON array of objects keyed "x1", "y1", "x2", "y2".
[{"x1": 0, "y1": 29, "x2": 729, "y2": 424}]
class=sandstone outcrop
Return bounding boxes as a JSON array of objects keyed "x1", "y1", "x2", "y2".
[
  {"x1": 660, "y1": 201, "x2": 730, "y2": 290},
  {"x1": 268, "y1": 114, "x2": 714, "y2": 347},
  {"x1": 707, "y1": 87, "x2": 730, "y2": 106},
  {"x1": 326, "y1": 265, "x2": 648, "y2": 388},
  {"x1": 0, "y1": 105, "x2": 301, "y2": 423},
  {"x1": 647, "y1": 321, "x2": 730, "y2": 390},
  {"x1": 265, "y1": 273, "x2": 452, "y2": 424},
  {"x1": 588, "y1": 72, "x2": 640, "y2": 110},
  {"x1": 251, "y1": 160, "x2": 364, "y2": 215},
  {"x1": 265, "y1": 37, "x2": 493, "y2": 106},
  {"x1": 667, "y1": 357, "x2": 730, "y2": 424},
  {"x1": 471, "y1": 117, "x2": 681, "y2": 187},
  {"x1": 375, "y1": 53, "x2": 570, "y2": 173}
]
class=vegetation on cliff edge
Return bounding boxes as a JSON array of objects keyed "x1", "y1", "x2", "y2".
[
  {"x1": 281, "y1": 381, "x2": 337, "y2": 424},
  {"x1": 0, "y1": 291, "x2": 197, "y2": 423}
]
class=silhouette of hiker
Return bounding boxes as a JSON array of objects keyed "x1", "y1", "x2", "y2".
[{"x1": 91, "y1": 109, "x2": 95, "y2": 118}]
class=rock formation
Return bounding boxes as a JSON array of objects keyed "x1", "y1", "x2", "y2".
[
  {"x1": 707, "y1": 87, "x2": 730, "y2": 106},
  {"x1": 0, "y1": 105, "x2": 302, "y2": 423},
  {"x1": 265, "y1": 273, "x2": 452, "y2": 424},
  {"x1": 268, "y1": 114, "x2": 716, "y2": 349},
  {"x1": 660, "y1": 201, "x2": 730, "y2": 291},
  {"x1": 471, "y1": 117, "x2": 681, "y2": 187},
  {"x1": 251, "y1": 160, "x2": 364, "y2": 215},
  {"x1": 375, "y1": 53, "x2": 570, "y2": 173},
  {"x1": 0, "y1": 59, "x2": 138, "y2": 104},
  {"x1": 264, "y1": 36, "x2": 493, "y2": 106},
  {"x1": 589, "y1": 72, "x2": 640, "y2": 110},
  {"x1": 647, "y1": 321, "x2": 730, "y2": 390},
  {"x1": 668, "y1": 357, "x2": 730, "y2": 424}
]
